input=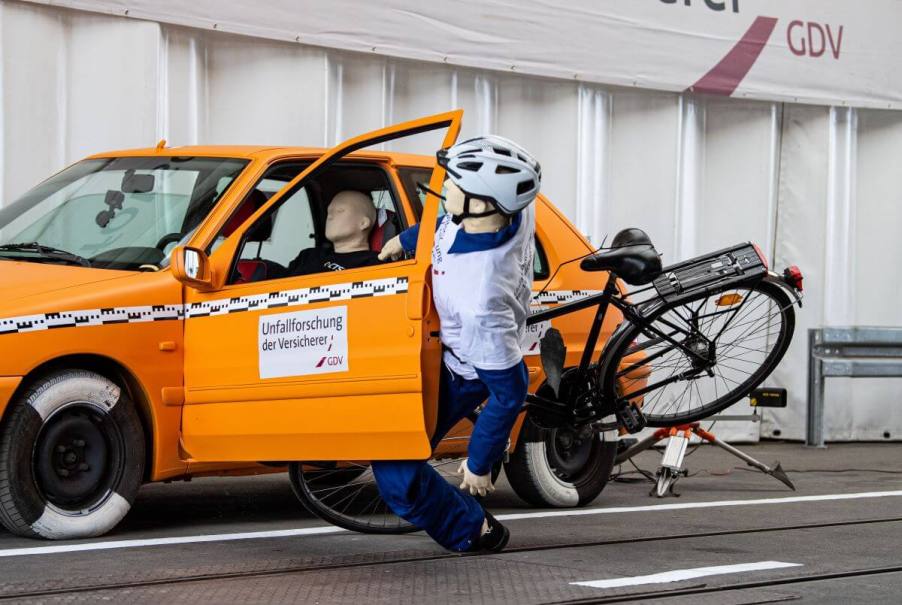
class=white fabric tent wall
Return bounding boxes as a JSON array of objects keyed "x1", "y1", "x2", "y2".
[{"x1": 1, "y1": 0, "x2": 901, "y2": 441}]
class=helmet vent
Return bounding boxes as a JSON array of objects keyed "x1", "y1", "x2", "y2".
[
  {"x1": 495, "y1": 165, "x2": 519, "y2": 174},
  {"x1": 458, "y1": 161, "x2": 483, "y2": 172},
  {"x1": 492, "y1": 147, "x2": 512, "y2": 156},
  {"x1": 516, "y1": 179, "x2": 535, "y2": 195}
]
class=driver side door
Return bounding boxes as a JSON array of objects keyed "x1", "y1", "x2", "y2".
[{"x1": 179, "y1": 111, "x2": 460, "y2": 462}]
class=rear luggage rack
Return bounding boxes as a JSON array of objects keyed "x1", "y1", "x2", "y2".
[{"x1": 652, "y1": 242, "x2": 768, "y2": 305}]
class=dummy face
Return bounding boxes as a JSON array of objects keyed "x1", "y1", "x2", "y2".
[
  {"x1": 442, "y1": 179, "x2": 465, "y2": 216},
  {"x1": 441, "y1": 179, "x2": 491, "y2": 217},
  {"x1": 325, "y1": 191, "x2": 377, "y2": 245}
]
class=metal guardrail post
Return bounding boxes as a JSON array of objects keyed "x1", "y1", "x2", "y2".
[
  {"x1": 806, "y1": 326, "x2": 902, "y2": 448},
  {"x1": 806, "y1": 328, "x2": 826, "y2": 448}
]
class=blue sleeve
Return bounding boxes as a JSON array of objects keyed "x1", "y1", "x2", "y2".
[
  {"x1": 398, "y1": 224, "x2": 420, "y2": 253},
  {"x1": 397, "y1": 215, "x2": 444, "y2": 253},
  {"x1": 466, "y1": 360, "x2": 529, "y2": 476}
]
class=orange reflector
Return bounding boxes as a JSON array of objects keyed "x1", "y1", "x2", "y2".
[{"x1": 716, "y1": 293, "x2": 743, "y2": 306}]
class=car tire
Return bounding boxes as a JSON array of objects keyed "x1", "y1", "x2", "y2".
[
  {"x1": 504, "y1": 416, "x2": 617, "y2": 508},
  {"x1": 0, "y1": 369, "x2": 144, "y2": 540}
]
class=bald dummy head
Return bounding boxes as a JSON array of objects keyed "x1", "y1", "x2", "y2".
[{"x1": 325, "y1": 190, "x2": 378, "y2": 253}]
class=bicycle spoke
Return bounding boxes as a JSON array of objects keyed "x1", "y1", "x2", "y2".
[{"x1": 612, "y1": 282, "x2": 790, "y2": 424}]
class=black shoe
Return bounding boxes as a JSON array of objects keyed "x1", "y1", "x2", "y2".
[{"x1": 468, "y1": 509, "x2": 510, "y2": 553}]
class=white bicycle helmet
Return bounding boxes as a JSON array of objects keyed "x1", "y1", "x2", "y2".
[{"x1": 437, "y1": 135, "x2": 541, "y2": 216}]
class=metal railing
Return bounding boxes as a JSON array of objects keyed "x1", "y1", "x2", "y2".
[{"x1": 807, "y1": 326, "x2": 902, "y2": 447}]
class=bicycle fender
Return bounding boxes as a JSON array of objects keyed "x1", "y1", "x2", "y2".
[
  {"x1": 764, "y1": 271, "x2": 804, "y2": 308},
  {"x1": 596, "y1": 318, "x2": 635, "y2": 386}
]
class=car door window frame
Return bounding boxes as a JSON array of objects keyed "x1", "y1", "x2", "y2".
[
  {"x1": 221, "y1": 159, "x2": 414, "y2": 287},
  {"x1": 193, "y1": 111, "x2": 460, "y2": 292}
]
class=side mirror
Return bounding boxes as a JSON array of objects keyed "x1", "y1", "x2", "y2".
[{"x1": 170, "y1": 245, "x2": 214, "y2": 290}]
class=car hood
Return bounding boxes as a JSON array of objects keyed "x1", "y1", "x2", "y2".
[{"x1": 0, "y1": 259, "x2": 134, "y2": 303}]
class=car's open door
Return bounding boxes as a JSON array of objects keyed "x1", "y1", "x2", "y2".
[{"x1": 178, "y1": 111, "x2": 460, "y2": 462}]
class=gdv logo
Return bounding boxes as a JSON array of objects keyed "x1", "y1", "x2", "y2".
[
  {"x1": 315, "y1": 355, "x2": 345, "y2": 368},
  {"x1": 660, "y1": 0, "x2": 740, "y2": 14}
]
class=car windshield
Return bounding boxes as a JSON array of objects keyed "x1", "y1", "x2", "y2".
[{"x1": 0, "y1": 156, "x2": 249, "y2": 271}]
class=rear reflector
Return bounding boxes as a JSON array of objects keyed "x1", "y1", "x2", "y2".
[{"x1": 716, "y1": 293, "x2": 744, "y2": 306}]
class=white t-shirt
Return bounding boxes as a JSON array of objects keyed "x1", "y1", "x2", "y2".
[{"x1": 431, "y1": 204, "x2": 536, "y2": 379}]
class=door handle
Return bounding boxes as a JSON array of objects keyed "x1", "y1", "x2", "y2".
[{"x1": 406, "y1": 280, "x2": 432, "y2": 320}]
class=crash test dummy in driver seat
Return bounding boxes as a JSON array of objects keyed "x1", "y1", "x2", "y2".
[{"x1": 288, "y1": 190, "x2": 382, "y2": 275}]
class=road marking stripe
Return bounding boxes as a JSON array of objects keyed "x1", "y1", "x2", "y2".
[
  {"x1": 1, "y1": 489, "x2": 901, "y2": 558},
  {"x1": 494, "y1": 489, "x2": 902, "y2": 521},
  {"x1": 571, "y1": 561, "x2": 802, "y2": 589},
  {"x1": 0, "y1": 526, "x2": 345, "y2": 558}
]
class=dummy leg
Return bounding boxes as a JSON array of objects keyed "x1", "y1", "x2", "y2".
[{"x1": 372, "y1": 364, "x2": 490, "y2": 551}]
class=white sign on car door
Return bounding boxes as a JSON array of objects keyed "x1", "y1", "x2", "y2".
[{"x1": 258, "y1": 306, "x2": 349, "y2": 379}]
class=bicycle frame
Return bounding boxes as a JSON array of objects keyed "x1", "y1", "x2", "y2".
[{"x1": 528, "y1": 272, "x2": 711, "y2": 374}]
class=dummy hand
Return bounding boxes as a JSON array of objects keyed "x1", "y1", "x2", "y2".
[
  {"x1": 378, "y1": 235, "x2": 404, "y2": 261},
  {"x1": 457, "y1": 459, "x2": 495, "y2": 497}
]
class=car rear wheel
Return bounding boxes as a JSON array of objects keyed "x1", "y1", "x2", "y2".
[
  {"x1": 504, "y1": 415, "x2": 617, "y2": 507},
  {"x1": 0, "y1": 370, "x2": 144, "y2": 540}
]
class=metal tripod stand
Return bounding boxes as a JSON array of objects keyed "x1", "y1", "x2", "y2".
[{"x1": 615, "y1": 422, "x2": 796, "y2": 497}]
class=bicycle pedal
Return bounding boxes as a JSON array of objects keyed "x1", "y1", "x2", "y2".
[{"x1": 615, "y1": 404, "x2": 647, "y2": 434}]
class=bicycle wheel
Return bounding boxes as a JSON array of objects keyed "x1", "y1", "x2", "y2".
[
  {"x1": 598, "y1": 278, "x2": 795, "y2": 426},
  {"x1": 289, "y1": 458, "x2": 499, "y2": 534}
]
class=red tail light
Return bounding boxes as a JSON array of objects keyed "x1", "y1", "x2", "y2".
[{"x1": 783, "y1": 265, "x2": 804, "y2": 292}]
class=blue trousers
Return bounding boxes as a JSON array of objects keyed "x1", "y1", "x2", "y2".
[{"x1": 372, "y1": 359, "x2": 529, "y2": 552}]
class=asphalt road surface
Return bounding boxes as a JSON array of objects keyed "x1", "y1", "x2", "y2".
[{"x1": 2, "y1": 442, "x2": 902, "y2": 604}]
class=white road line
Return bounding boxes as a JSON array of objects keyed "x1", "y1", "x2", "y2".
[
  {"x1": 2, "y1": 488, "x2": 902, "y2": 558},
  {"x1": 571, "y1": 560, "x2": 802, "y2": 589},
  {"x1": 495, "y1": 489, "x2": 902, "y2": 521},
  {"x1": 0, "y1": 526, "x2": 345, "y2": 558}
]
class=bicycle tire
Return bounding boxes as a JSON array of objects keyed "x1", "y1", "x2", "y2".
[
  {"x1": 598, "y1": 278, "x2": 795, "y2": 426},
  {"x1": 289, "y1": 461, "x2": 420, "y2": 534},
  {"x1": 289, "y1": 458, "x2": 501, "y2": 535}
]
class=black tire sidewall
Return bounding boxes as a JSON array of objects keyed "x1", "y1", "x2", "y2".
[
  {"x1": 0, "y1": 369, "x2": 144, "y2": 539},
  {"x1": 505, "y1": 416, "x2": 617, "y2": 508}
]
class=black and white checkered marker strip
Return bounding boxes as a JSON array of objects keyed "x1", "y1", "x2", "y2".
[
  {"x1": 0, "y1": 277, "x2": 409, "y2": 335},
  {"x1": 0, "y1": 278, "x2": 597, "y2": 336},
  {"x1": 184, "y1": 277, "x2": 409, "y2": 318},
  {"x1": 531, "y1": 289, "x2": 601, "y2": 305},
  {"x1": 0, "y1": 304, "x2": 184, "y2": 335}
]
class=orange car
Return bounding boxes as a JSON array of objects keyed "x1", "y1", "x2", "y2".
[{"x1": 0, "y1": 111, "x2": 630, "y2": 540}]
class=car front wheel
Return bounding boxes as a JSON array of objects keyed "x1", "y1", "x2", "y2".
[
  {"x1": 0, "y1": 369, "x2": 144, "y2": 539},
  {"x1": 504, "y1": 416, "x2": 617, "y2": 507}
]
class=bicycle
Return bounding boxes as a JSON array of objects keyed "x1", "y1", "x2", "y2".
[{"x1": 289, "y1": 227, "x2": 804, "y2": 534}]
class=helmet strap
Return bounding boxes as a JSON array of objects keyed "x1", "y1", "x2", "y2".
[{"x1": 451, "y1": 194, "x2": 498, "y2": 224}]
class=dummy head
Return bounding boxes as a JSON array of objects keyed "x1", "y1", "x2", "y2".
[
  {"x1": 441, "y1": 179, "x2": 507, "y2": 233},
  {"x1": 325, "y1": 190, "x2": 378, "y2": 253},
  {"x1": 442, "y1": 180, "x2": 489, "y2": 217}
]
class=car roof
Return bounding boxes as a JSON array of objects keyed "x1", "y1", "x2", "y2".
[{"x1": 86, "y1": 145, "x2": 434, "y2": 168}]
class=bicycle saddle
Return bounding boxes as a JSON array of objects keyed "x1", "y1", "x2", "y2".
[{"x1": 580, "y1": 228, "x2": 662, "y2": 285}]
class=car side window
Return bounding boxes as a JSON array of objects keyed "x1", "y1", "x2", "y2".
[
  {"x1": 534, "y1": 236, "x2": 550, "y2": 281},
  {"x1": 224, "y1": 162, "x2": 407, "y2": 285}
]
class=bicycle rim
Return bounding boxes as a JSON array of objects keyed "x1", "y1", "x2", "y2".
[{"x1": 600, "y1": 279, "x2": 795, "y2": 426}]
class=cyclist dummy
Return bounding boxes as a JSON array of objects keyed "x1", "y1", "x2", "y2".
[
  {"x1": 374, "y1": 135, "x2": 541, "y2": 553},
  {"x1": 288, "y1": 190, "x2": 382, "y2": 275}
]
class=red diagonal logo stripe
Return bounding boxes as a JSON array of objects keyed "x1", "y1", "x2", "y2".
[{"x1": 689, "y1": 16, "x2": 779, "y2": 96}]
